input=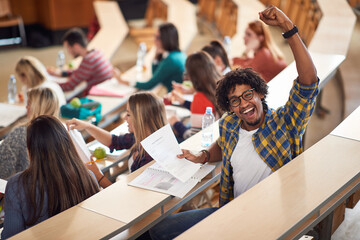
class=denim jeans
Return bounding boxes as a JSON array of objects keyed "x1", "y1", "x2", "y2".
[{"x1": 149, "y1": 207, "x2": 218, "y2": 240}]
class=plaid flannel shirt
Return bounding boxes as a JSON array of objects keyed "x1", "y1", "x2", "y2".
[{"x1": 217, "y1": 78, "x2": 319, "y2": 207}]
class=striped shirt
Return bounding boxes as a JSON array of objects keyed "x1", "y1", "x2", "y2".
[
  {"x1": 60, "y1": 49, "x2": 113, "y2": 94},
  {"x1": 217, "y1": 78, "x2": 319, "y2": 207}
]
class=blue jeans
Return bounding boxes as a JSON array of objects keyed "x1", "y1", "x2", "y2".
[{"x1": 149, "y1": 207, "x2": 218, "y2": 240}]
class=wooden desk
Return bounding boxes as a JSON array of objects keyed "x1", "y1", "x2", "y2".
[
  {"x1": 266, "y1": 52, "x2": 345, "y2": 110},
  {"x1": 177, "y1": 135, "x2": 360, "y2": 239},
  {"x1": 309, "y1": 0, "x2": 356, "y2": 56},
  {"x1": 10, "y1": 206, "x2": 126, "y2": 240},
  {"x1": 331, "y1": 105, "x2": 360, "y2": 142},
  {"x1": 9, "y1": 120, "x2": 220, "y2": 239}
]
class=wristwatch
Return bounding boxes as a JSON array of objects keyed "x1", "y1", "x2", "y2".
[{"x1": 282, "y1": 25, "x2": 298, "y2": 39}]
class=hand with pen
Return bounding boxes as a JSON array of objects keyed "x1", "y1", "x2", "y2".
[{"x1": 66, "y1": 118, "x2": 113, "y2": 188}]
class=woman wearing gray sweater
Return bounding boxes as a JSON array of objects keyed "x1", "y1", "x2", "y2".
[{"x1": 0, "y1": 87, "x2": 59, "y2": 179}]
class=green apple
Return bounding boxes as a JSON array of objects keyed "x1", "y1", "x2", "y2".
[
  {"x1": 70, "y1": 97, "x2": 81, "y2": 108},
  {"x1": 183, "y1": 81, "x2": 193, "y2": 88},
  {"x1": 93, "y1": 147, "x2": 107, "y2": 159}
]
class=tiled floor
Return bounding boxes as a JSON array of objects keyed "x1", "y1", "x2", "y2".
[{"x1": 0, "y1": 11, "x2": 359, "y2": 240}]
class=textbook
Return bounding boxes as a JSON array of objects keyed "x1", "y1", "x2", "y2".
[
  {"x1": 128, "y1": 163, "x2": 215, "y2": 198},
  {"x1": 68, "y1": 129, "x2": 91, "y2": 163}
]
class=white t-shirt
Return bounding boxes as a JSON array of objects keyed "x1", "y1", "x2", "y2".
[{"x1": 231, "y1": 127, "x2": 272, "y2": 198}]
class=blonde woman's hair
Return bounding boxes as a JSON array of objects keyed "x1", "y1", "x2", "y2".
[
  {"x1": 248, "y1": 20, "x2": 285, "y2": 61},
  {"x1": 15, "y1": 56, "x2": 48, "y2": 88},
  {"x1": 128, "y1": 92, "x2": 167, "y2": 159},
  {"x1": 27, "y1": 87, "x2": 60, "y2": 121}
]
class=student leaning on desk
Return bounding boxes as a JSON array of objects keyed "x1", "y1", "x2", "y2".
[
  {"x1": 47, "y1": 28, "x2": 113, "y2": 95},
  {"x1": 166, "y1": 51, "x2": 223, "y2": 142},
  {"x1": 66, "y1": 92, "x2": 167, "y2": 188},
  {"x1": 114, "y1": 23, "x2": 186, "y2": 92},
  {"x1": 148, "y1": 6, "x2": 319, "y2": 240},
  {"x1": 1, "y1": 116, "x2": 99, "y2": 239}
]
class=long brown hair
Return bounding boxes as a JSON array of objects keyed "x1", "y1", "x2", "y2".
[
  {"x1": 128, "y1": 92, "x2": 167, "y2": 159},
  {"x1": 202, "y1": 40, "x2": 231, "y2": 69},
  {"x1": 248, "y1": 20, "x2": 284, "y2": 61},
  {"x1": 21, "y1": 115, "x2": 99, "y2": 226},
  {"x1": 186, "y1": 51, "x2": 222, "y2": 116}
]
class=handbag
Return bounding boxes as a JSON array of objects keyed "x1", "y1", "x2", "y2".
[{"x1": 60, "y1": 98, "x2": 102, "y2": 124}]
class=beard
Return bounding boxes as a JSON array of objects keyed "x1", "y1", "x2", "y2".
[{"x1": 245, "y1": 115, "x2": 262, "y2": 127}]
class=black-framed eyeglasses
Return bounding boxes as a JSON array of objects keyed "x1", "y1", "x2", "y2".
[{"x1": 228, "y1": 88, "x2": 255, "y2": 107}]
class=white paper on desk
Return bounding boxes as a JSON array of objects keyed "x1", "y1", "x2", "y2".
[
  {"x1": 0, "y1": 178, "x2": 7, "y2": 194},
  {"x1": 69, "y1": 129, "x2": 91, "y2": 163},
  {"x1": 140, "y1": 124, "x2": 201, "y2": 182},
  {"x1": 0, "y1": 103, "x2": 26, "y2": 127}
]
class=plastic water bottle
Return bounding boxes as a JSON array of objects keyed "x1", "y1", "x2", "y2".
[
  {"x1": 8, "y1": 75, "x2": 17, "y2": 104},
  {"x1": 201, "y1": 107, "x2": 215, "y2": 147},
  {"x1": 136, "y1": 42, "x2": 147, "y2": 73},
  {"x1": 56, "y1": 50, "x2": 65, "y2": 70},
  {"x1": 223, "y1": 36, "x2": 232, "y2": 57}
]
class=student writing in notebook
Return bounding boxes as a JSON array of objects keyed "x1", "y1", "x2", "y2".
[
  {"x1": 47, "y1": 28, "x2": 113, "y2": 95},
  {"x1": 67, "y1": 92, "x2": 167, "y2": 188},
  {"x1": 149, "y1": 6, "x2": 319, "y2": 239},
  {"x1": 0, "y1": 88, "x2": 60, "y2": 179},
  {"x1": 166, "y1": 52, "x2": 223, "y2": 142},
  {"x1": 1, "y1": 116, "x2": 99, "y2": 239}
]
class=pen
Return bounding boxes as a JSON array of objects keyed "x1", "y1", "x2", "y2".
[{"x1": 86, "y1": 158, "x2": 105, "y2": 165}]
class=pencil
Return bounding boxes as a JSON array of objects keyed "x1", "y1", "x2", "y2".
[{"x1": 86, "y1": 158, "x2": 105, "y2": 165}]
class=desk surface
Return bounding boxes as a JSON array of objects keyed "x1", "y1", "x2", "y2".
[
  {"x1": 309, "y1": 0, "x2": 356, "y2": 56},
  {"x1": 177, "y1": 135, "x2": 360, "y2": 239},
  {"x1": 266, "y1": 52, "x2": 345, "y2": 110},
  {"x1": 331, "y1": 105, "x2": 360, "y2": 142},
  {"x1": 10, "y1": 206, "x2": 126, "y2": 240}
]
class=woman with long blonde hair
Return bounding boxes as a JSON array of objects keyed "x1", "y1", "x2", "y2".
[
  {"x1": 67, "y1": 91, "x2": 167, "y2": 188},
  {"x1": 232, "y1": 20, "x2": 287, "y2": 82},
  {"x1": 1, "y1": 115, "x2": 99, "y2": 239},
  {"x1": 15, "y1": 56, "x2": 66, "y2": 105},
  {"x1": 0, "y1": 87, "x2": 59, "y2": 179}
]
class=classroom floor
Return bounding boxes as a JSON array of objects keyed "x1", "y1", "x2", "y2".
[{"x1": 0, "y1": 12, "x2": 359, "y2": 239}]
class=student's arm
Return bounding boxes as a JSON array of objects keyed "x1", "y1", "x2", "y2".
[
  {"x1": 86, "y1": 161, "x2": 112, "y2": 188},
  {"x1": 135, "y1": 57, "x2": 177, "y2": 90},
  {"x1": 67, "y1": 118, "x2": 112, "y2": 146},
  {"x1": 259, "y1": 6, "x2": 317, "y2": 85},
  {"x1": 178, "y1": 141, "x2": 222, "y2": 164}
]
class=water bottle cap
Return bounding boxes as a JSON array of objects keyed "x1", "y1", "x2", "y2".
[
  {"x1": 139, "y1": 42, "x2": 147, "y2": 51},
  {"x1": 205, "y1": 107, "x2": 213, "y2": 114},
  {"x1": 224, "y1": 36, "x2": 231, "y2": 43}
]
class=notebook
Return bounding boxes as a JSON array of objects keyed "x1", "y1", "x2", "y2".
[{"x1": 128, "y1": 163, "x2": 215, "y2": 198}]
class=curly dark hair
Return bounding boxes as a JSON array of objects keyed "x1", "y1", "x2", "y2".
[{"x1": 216, "y1": 68, "x2": 269, "y2": 112}]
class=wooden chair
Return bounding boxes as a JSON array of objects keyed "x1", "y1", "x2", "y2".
[
  {"x1": 0, "y1": 0, "x2": 26, "y2": 46},
  {"x1": 129, "y1": 0, "x2": 168, "y2": 50}
]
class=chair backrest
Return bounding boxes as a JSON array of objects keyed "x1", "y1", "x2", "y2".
[{"x1": 0, "y1": 0, "x2": 12, "y2": 18}]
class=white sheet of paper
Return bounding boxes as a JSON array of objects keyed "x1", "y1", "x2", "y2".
[
  {"x1": 0, "y1": 103, "x2": 26, "y2": 127},
  {"x1": 140, "y1": 124, "x2": 201, "y2": 182},
  {"x1": 0, "y1": 178, "x2": 7, "y2": 194},
  {"x1": 69, "y1": 129, "x2": 91, "y2": 163}
]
